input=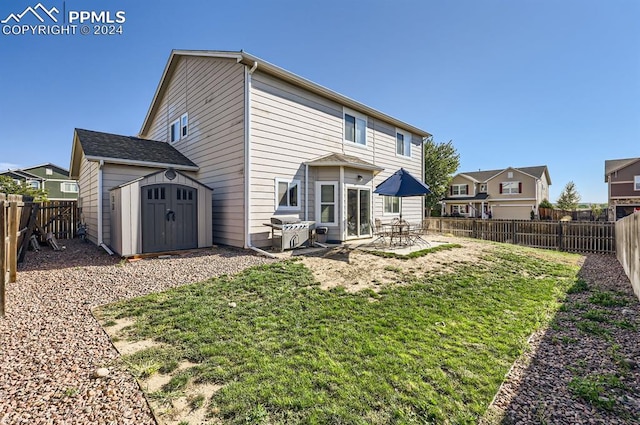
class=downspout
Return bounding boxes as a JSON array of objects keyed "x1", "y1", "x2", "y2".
[
  {"x1": 97, "y1": 160, "x2": 114, "y2": 255},
  {"x1": 305, "y1": 163, "x2": 309, "y2": 221},
  {"x1": 243, "y1": 60, "x2": 276, "y2": 258}
]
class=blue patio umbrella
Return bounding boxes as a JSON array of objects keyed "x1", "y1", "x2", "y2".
[{"x1": 374, "y1": 168, "x2": 431, "y2": 219}]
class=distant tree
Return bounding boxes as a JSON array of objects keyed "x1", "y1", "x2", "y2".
[
  {"x1": 539, "y1": 199, "x2": 553, "y2": 209},
  {"x1": 556, "y1": 181, "x2": 581, "y2": 211},
  {"x1": 423, "y1": 137, "x2": 460, "y2": 217},
  {"x1": 0, "y1": 176, "x2": 48, "y2": 201}
]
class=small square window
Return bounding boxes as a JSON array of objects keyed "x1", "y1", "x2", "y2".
[
  {"x1": 276, "y1": 178, "x2": 300, "y2": 210},
  {"x1": 45, "y1": 168, "x2": 53, "y2": 175},
  {"x1": 507, "y1": 171, "x2": 513, "y2": 178},
  {"x1": 384, "y1": 196, "x2": 400, "y2": 214}
]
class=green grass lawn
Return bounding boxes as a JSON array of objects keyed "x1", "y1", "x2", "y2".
[{"x1": 98, "y1": 245, "x2": 581, "y2": 424}]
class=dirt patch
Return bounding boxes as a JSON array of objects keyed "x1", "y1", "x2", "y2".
[{"x1": 300, "y1": 236, "x2": 496, "y2": 292}]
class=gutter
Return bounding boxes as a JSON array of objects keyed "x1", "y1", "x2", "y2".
[
  {"x1": 97, "y1": 160, "x2": 114, "y2": 255},
  {"x1": 242, "y1": 60, "x2": 276, "y2": 259}
]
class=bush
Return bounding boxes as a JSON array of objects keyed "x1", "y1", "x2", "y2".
[{"x1": 539, "y1": 199, "x2": 553, "y2": 209}]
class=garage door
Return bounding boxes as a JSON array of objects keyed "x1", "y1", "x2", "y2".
[
  {"x1": 141, "y1": 184, "x2": 198, "y2": 253},
  {"x1": 492, "y1": 205, "x2": 532, "y2": 220}
]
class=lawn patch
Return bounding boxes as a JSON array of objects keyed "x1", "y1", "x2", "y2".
[
  {"x1": 99, "y1": 245, "x2": 581, "y2": 424},
  {"x1": 366, "y1": 243, "x2": 462, "y2": 259}
]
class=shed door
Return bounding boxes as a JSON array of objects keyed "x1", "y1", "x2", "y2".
[{"x1": 142, "y1": 184, "x2": 198, "y2": 253}]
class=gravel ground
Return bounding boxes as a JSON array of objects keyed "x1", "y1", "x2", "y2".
[
  {"x1": 485, "y1": 253, "x2": 640, "y2": 425},
  {"x1": 0, "y1": 240, "x2": 274, "y2": 425}
]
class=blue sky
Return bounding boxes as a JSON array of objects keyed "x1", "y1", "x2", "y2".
[{"x1": 0, "y1": 0, "x2": 638, "y2": 203}]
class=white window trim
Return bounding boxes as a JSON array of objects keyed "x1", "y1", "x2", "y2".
[
  {"x1": 634, "y1": 175, "x2": 640, "y2": 191},
  {"x1": 343, "y1": 107, "x2": 368, "y2": 147},
  {"x1": 501, "y1": 181, "x2": 520, "y2": 195},
  {"x1": 170, "y1": 119, "x2": 180, "y2": 144},
  {"x1": 181, "y1": 113, "x2": 189, "y2": 139},
  {"x1": 451, "y1": 184, "x2": 468, "y2": 196},
  {"x1": 315, "y1": 181, "x2": 338, "y2": 225},
  {"x1": 479, "y1": 183, "x2": 487, "y2": 192},
  {"x1": 383, "y1": 196, "x2": 401, "y2": 216},
  {"x1": 395, "y1": 128, "x2": 412, "y2": 158},
  {"x1": 275, "y1": 178, "x2": 301, "y2": 211},
  {"x1": 60, "y1": 182, "x2": 79, "y2": 193},
  {"x1": 344, "y1": 184, "x2": 373, "y2": 239}
]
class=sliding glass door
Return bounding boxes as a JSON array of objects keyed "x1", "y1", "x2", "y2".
[{"x1": 346, "y1": 187, "x2": 371, "y2": 238}]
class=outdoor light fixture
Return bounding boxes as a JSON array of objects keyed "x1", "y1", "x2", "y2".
[{"x1": 357, "y1": 175, "x2": 363, "y2": 182}]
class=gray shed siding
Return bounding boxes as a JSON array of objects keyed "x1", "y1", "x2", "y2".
[{"x1": 141, "y1": 56, "x2": 246, "y2": 248}]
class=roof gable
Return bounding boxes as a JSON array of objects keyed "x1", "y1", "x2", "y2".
[
  {"x1": 456, "y1": 165, "x2": 550, "y2": 184},
  {"x1": 70, "y1": 129, "x2": 198, "y2": 178},
  {"x1": 139, "y1": 50, "x2": 431, "y2": 139},
  {"x1": 604, "y1": 157, "x2": 640, "y2": 182}
]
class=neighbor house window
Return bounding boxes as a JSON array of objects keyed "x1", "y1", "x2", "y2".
[
  {"x1": 384, "y1": 196, "x2": 400, "y2": 214},
  {"x1": 344, "y1": 109, "x2": 367, "y2": 145},
  {"x1": 635, "y1": 175, "x2": 640, "y2": 191},
  {"x1": 451, "y1": 184, "x2": 468, "y2": 196},
  {"x1": 170, "y1": 119, "x2": 180, "y2": 143},
  {"x1": 396, "y1": 129, "x2": 411, "y2": 157},
  {"x1": 181, "y1": 113, "x2": 189, "y2": 138},
  {"x1": 28, "y1": 181, "x2": 40, "y2": 189},
  {"x1": 45, "y1": 168, "x2": 53, "y2": 175},
  {"x1": 451, "y1": 205, "x2": 467, "y2": 214},
  {"x1": 479, "y1": 183, "x2": 487, "y2": 192},
  {"x1": 500, "y1": 181, "x2": 521, "y2": 194},
  {"x1": 276, "y1": 178, "x2": 300, "y2": 210},
  {"x1": 60, "y1": 182, "x2": 78, "y2": 193},
  {"x1": 507, "y1": 171, "x2": 513, "y2": 178},
  {"x1": 317, "y1": 182, "x2": 337, "y2": 225}
]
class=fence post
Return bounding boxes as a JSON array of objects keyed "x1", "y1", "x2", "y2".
[
  {"x1": 557, "y1": 222, "x2": 564, "y2": 251},
  {"x1": 0, "y1": 200, "x2": 5, "y2": 317},
  {"x1": 8, "y1": 201, "x2": 18, "y2": 284}
]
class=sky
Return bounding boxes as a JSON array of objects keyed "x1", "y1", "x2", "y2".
[{"x1": 0, "y1": 0, "x2": 638, "y2": 203}]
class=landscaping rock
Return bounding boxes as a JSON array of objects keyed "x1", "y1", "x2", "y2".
[
  {"x1": 92, "y1": 368, "x2": 110, "y2": 379},
  {"x1": 0, "y1": 240, "x2": 274, "y2": 424}
]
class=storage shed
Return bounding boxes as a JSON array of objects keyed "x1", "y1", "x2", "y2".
[{"x1": 110, "y1": 168, "x2": 213, "y2": 256}]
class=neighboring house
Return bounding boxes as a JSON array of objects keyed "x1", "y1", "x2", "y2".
[
  {"x1": 441, "y1": 166, "x2": 551, "y2": 220},
  {"x1": 70, "y1": 50, "x2": 430, "y2": 255},
  {"x1": 604, "y1": 157, "x2": 640, "y2": 221},
  {"x1": 0, "y1": 163, "x2": 78, "y2": 200}
]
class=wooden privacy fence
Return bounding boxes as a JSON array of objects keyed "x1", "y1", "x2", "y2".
[
  {"x1": 38, "y1": 200, "x2": 79, "y2": 240},
  {"x1": 423, "y1": 217, "x2": 616, "y2": 254},
  {"x1": 1, "y1": 194, "x2": 28, "y2": 317}
]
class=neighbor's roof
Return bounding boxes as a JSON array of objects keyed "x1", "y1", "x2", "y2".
[
  {"x1": 604, "y1": 157, "x2": 640, "y2": 182},
  {"x1": 139, "y1": 50, "x2": 432, "y2": 138},
  {"x1": 458, "y1": 166, "x2": 551, "y2": 184},
  {"x1": 22, "y1": 163, "x2": 69, "y2": 173},
  {"x1": 442, "y1": 193, "x2": 490, "y2": 202},
  {"x1": 70, "y1": 129, "x2": 198, "y2": 178},
  {"x1": 305, "y1": 153, "x2": 384, "y2": 173},
  {"x1": 0, "y1": 168, "x2": 41, "y2": 180}
]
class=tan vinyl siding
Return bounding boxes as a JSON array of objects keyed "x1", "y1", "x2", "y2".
[
  {"x1": 250, "y1": 71, "x2": 423, "y2": 247},
  {"x1": 141, "y1": 56, "x2": 246, "y2": 247},
  {"x1": 78, "y1": 155, "x2": 99, "y2": 245},
  {"x1": 448, "y1": 175, "x2": 476, "y2": 197},
  {"x1": 487, "y1": 169, "x2": 536, "y2": 199}
]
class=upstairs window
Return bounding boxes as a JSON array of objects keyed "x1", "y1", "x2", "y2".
[
  {"x1": 500, "y1": 181, "x2": 521, "y2": 194},
  {"x1": 344, "y1": 109, "x2": 367, "y2": 146},
  {"x1": 451, "y1": 184, "x2": 468, "y2": 196},
  {"x1": 479, "y1": 183, "x2": 487, "y2": 192},
  {"x1": 45, "y1": 168, "x2": 53, "y2": 175},
  {"x1": 170, "y1": 113, "x2": 189, "y2": 143},
  {"x1": 28, "y1": 181, "x2": 40, "y2": 189},
  {"x1": 181, "y1": 113, "x2": 189, "y2": 138},
  {"x1": 635, "y1": 175, "x2": 640, "y2": 191},
  {"x1": 170, "y1": 120, "x2": 180, "y2": 143},
  {"x1": 396, "y1": 129, "x2": 411, "y2": 157},
  {"x1": 61, "y1": 182, "x2": 78, "y2": 193},
  {"x1": 276, "y1": 178, "x2": 300, "y2": 210}
]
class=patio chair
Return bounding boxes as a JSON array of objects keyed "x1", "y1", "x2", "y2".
[{"x1": 372, "y1": 218, "x2": 391, "y2": 247}]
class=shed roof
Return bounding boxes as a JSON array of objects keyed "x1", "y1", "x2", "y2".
[{"x1": 70, "y1": 129, "x2": 198, "y2": 178}]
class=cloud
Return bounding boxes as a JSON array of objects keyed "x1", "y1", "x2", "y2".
[{"x1": 0, "y1": 162, "x2": 21, "y2": 172}]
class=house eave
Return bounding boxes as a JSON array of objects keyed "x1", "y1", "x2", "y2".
[
  {"x1": 139, "y1": 49, "x2": 432, "y2": 139},
  {"x1": 84, "y1": 155, "x2": 199, "y2": 172}
]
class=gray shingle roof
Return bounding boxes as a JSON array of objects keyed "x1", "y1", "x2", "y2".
[
  {"x1": 75, "y1": 129, "x2": 197, "y2": 168},
  {"x1": 460, "y1": 166, "x2": 549, "y2": 182},
  {"x1": 604, "y1": 157, "x2": 640, "y2": 181}
]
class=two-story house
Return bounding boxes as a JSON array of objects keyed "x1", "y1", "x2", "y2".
[
  {"x1": 0, "y1": 163, "x2": 78, "y2": 200},
  {"x1": 69, "y1": 50, "x2": 430, "y2": 255},
  {"x1": 605, "y1": 157, "x2": 640, "y2": 220},
  {"x1": 441, "y1": 166, "x2": 551, "y2": 220}
]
